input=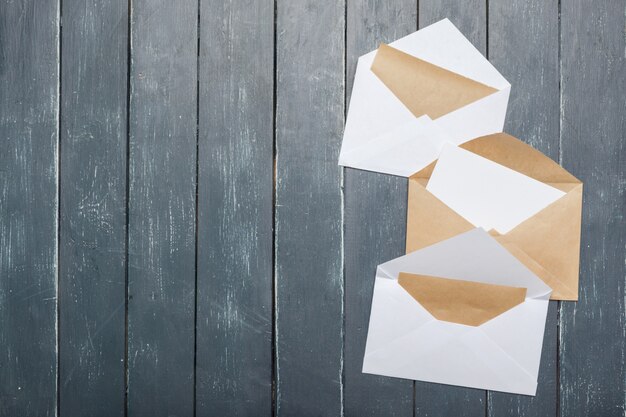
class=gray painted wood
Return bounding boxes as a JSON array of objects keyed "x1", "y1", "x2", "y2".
[
  {"x1": 274, "y1": 1, "x2": 344, "y2": 415},
  {"x1": 196, "y1": 0, "x2": 274, "y2": 415},
  {"x1": 0, "y1": 1, "x2": 59, "y2": 416},
  {"x1": 1, "y1": 2, "x2": 625, "y2": 416},
  {"x1": 419, "y1": 0, "x2": 486, "y2": 53},
  {"x1": 344, "y1": 2, "x2": 416, "y2": 416},
  {"x1": 127, "y1": 0, "x2": 197, "y2": 415},
  {"x1": 58, "y1": 1, "x2": 127, "y2": 415},
  {"x1": 414, "y1": 5, "x2": 488, "y2": 416},
  {"x1": 488, "y1": 0, "x2": 560, "y2": 153},
  {"x1": 487, "y1": 1, "x2": 560, "y2": 416},
  {"x1": 559, "y1": 0, "x2": 626, "y2": 416}
]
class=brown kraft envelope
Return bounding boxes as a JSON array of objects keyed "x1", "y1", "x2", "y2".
[
  {"x1": 371, "y1": 43, "x2": 497, "y2": 119},
  {"x1": 406, "y1": 133, "x2": 583, "y2": 301},
  {"x1": 398, "y1": 272, "x2": 527, "y2": 326}
]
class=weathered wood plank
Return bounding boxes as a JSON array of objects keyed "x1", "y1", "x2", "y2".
[
  {"x1": 127, "y1": 1, "x2": 197, "y2": 414},
  {"x1": 58, "y1": 1, "x2": 128, "y2": 415},
  {"x1": 488, "y1": 0, "x2": 560, "y2": 153},
  {"x1": 487, "y1": 1, "x2": 559, "y2": 416},
  {"x1": 274, "y1": 0, "x2": 344, "y2": 415},
  {"x1": 559, "y1": 0, "x2": 625, "y2": 415},
  {"x1": 195, "y1": 0, "x2": 274, "y2": 415},
  {"x1": 414, "y1": 4, "x2": 487, "y2": 416},
  {"x1": 343, "y1": 2, "x2": 416, "y2": 416},
  {"x1": 419, "y1": 0, "x2": 486, "y2": 54},
  {"x1": 0, "y1": 1, "x2": 59, "y2": 416}
]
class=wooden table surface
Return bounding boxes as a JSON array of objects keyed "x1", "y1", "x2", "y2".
[{"x1": 1, "y1": 1, "x2": 624, "y2": 416}]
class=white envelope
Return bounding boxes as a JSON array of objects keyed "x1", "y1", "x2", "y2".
[
  {"x1": 362, "y1": 228, "x2": 551, "y2": 395},
  {"x1": 339, "y1": 18, "x2": 511, "y2": 177}
]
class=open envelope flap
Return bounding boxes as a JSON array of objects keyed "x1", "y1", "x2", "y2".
[
  {"x1": 371, "y1": 44, "x2": 498, "y2": 119},
  {"x1": 410, "y1": 132, "x2": 581, "y2": 184},
  {"x1": 390, "y1": 19, "x2": 509, "y2": 89},
  {"x1": 397, "y1": 273, "x2": 527, "y2": 326},
  {"x1": 379, "y1": 228, "x2": 552, "y2": 299},
  {"x1": 460, "y1": 133, "x2": 581, "y2": 184}
]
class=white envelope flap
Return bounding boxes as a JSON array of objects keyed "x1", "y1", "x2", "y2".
[
  {"x1": 377, "y1": 228, "x2": 551, "y2": 298},
  {"x1": 390, "y1": 19, "x2": 509, "y2": 90}
]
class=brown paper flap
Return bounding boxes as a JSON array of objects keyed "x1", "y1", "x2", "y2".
[
  {"x1": 460, "y1": 133, "x2": 581, "y2": 184},
  {"x1": 406, "y1": 178, "x2": 474, "y2": 253},
  {"x1": 398, "y1": 273, "x2": 527, "y2": 326},
  {"x1": 504, "y1": 184, "x2": 583, "y2": 300},
  {"x1": 410, "y1": 133, "x2": 581, "y2": 185},
  {"x1": 371, "y1": 44, "x2": 497, "y2": 120}
]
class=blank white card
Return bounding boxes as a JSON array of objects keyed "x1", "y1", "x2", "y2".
[{"x1": 426, "y1": 144, "x2": 565, "y2": 234}]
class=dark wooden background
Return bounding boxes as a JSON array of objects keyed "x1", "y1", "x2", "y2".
[{"x1": 1, "y1": 0, "x2": 624, "y2": 416}]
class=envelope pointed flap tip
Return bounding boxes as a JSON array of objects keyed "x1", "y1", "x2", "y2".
[
  {"x1": 461, "y1": 133, "x2": 581, "y2": 184},
  {"x1": 371, "y1": 44, "x2": 497, "y2": 120},
  {"x1": 398, "y1": 273, "x2": 527, "y2": 327}
]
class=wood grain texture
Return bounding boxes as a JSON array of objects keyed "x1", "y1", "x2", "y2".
[
  {"x1": 0, "y1": 1, "x2": 59, "y2": 416},
  {"x1": 487, "y1": 1, "x2": 560, "y2": 416},
  {"x1": 196, "y1": 0, "x2": 274, "y2": 415},
  {"x1": 344, "y1": 2, "x2": 416, "y2": 416},
  {"x1": 127, "y1": 0, "x2": 197, "y2": 415},
  {"x1": 1, "y1": 2, "x2": 625, "y2": 416},
  {"x1": 58, "y1": 1, "x2": 127, "y2": 415},
  {"x1": 419, "y1": 0, "x2": 486, "y2": 53},
  {"x1": 559, "y1": 0, "x2": 626, "y2": 415},
  {"x1": 414, "y1": 4, "x2": 488, "y2": 416},
  {"x1": 274, "y1": 1, "x2": 344, "y2": 415}
]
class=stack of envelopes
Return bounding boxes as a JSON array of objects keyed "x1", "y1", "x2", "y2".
[{"x1": 339, "y1": 18, "x2": 583, "y2": 396}]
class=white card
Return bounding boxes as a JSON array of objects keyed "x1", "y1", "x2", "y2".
[{"x1": 426, "y1": 144, "x2": 566, "y2": 234}]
